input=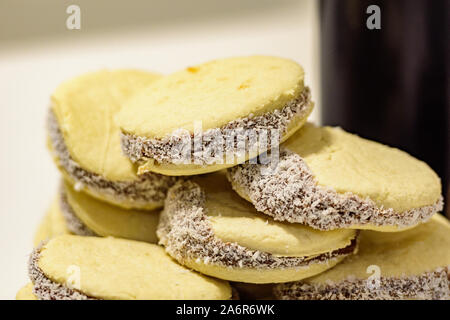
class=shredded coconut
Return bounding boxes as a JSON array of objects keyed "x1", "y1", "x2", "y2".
[
  {"x1": 274, "y1": 267, "x2": 450, "y2": 300},
  {"x1": 227, "y1": 149, "x2": 443, "y2": 230},
  {"x1": 28, "y1": 244, "x2": 96, "y2": 300},
  {"x1": 157, "y1": 180, "x2": 357, "y2": 271},
  {"x1": 121, "y1": 87, "x2": 313, "y2": 165}
]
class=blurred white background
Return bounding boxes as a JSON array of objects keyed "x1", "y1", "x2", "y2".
[{"x1": 0, "y1": 0, "x2": 320, "y2": 299}]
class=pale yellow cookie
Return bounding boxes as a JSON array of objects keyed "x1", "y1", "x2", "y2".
[
  {"x1": 118, "y1": 56, "x2": 314, "y2": 176},
  {"x1": 158, "y1": 172, "x2": 358, "y2": 284},
  {"x1": 48, "y1": 70, "x2": 177, "y2": 209},
  {"x1": 228, "y1": 122, "x2": 442, "y2": 231},
  {"x1": 33, "y1": 212, "x2": 53, "y2": 247},
  {"x1": 16, "y1": 283, "x2": 37, "y2": 300},
  {"x1": 61, "y1": 180, "x2": 159, "y2": 243},
  {"x1": 29, "y1": 235, "x2": 232, "y2": 300},
  {"x1": 33, "y1": 198, "x2": 71, "y2": 246},
  {"x1": 275, "y1": 214, "x2": 450, "y2": 300}
]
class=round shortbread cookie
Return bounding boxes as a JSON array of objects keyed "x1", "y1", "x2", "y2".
[
  {"x1": 34, "y1": 183, "x2": 160, "y2": 245},
  {"x1": 274, "y1": 214, "x2": 450, "y2": 300},
  {"x1": 33, "y1": 198, "x2": 71, "y2": 246},
  {"x1": 228, "y1": 122, "x2": 443, "y2": 231},
  {"x1": 48, "y1": 69, "x2": 178, "y2": 209},
  {"x1": 60, "y1": 180, "x2": 160, "y2": 243},
  {"x1": 157, "y1": 173, "x2": 358, "y2": 284},
  {"x1": 118, "y1": 56, "x2": 314, "y2": 176},
  {"x1": 29, "y1": 235, "x2": 232, "y2": 300},
  {"x1": 16, "y1": 283, "x2": 37, "y2": 300},
  {"x1": 34, "y1": 211, "x2": 54, "y2": 247}
]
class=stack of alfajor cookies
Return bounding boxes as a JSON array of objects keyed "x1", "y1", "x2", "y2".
[{"x1": 17, "y1": 56, "x2": 449, "y2": 300}]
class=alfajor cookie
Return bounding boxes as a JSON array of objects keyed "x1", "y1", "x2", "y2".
[
  {"x1": 16, "y1": 283, "x2": 37, "y2": 300},
  {"x1": 34, "y1": 198, "x2": 71, "y2": 246},
  {"x1": 274, "y1": 214, "x2": 450, "y2": 300},
  {"x1": 228, "y1": 123, "x2": 443, "y2": 231},
  {"x1": 157, "y1": 173, "x2": 358, "y2": 284},
  {"x1": 34, "y1": 212, "x2": 53, "y2": 246},
  {"x1": 47, "y1": 70, "x2": 178, "y2": 210},
  {"x1": 58, "y1": 180, "x2": 160, "y2": 243},
  {"x1": 118, "y1": 56, "x2": 314, "y2": 176},
  {"x1": 28, "y1": 235, "x2": 232, "y2": 300}
]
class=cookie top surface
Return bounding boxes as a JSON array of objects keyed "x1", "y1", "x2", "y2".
[
  {"x1": 305, "y1": 214, "x2": 450, "y2": 284},
  {"x1": 283, "y1": 123, "x2": 441, "y2": 212},
  {"x1": 63, "y1": 181, "x2": 159, "y2": 243},
  {"x1": 118, "y1": 56, "x2": 305, "y2": 138},
  {"x1": 38, "y1": 235, "x2": 232, "y2": 300},
  {"x1": 51, "y1": 70, "x2": 161, "y2": 181},
  {"x1": 16, "y1": 283, "x2": 37, "y2": 300},
  {"x1": 34, "y1": 197, "x2": 71, "y2": 246},
  {"x1": 193, "y1": 173, "x2": 356, "y2": 257}
]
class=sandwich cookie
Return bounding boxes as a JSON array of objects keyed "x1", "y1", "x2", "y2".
[
  {"x1": 274, "y1": 214, "x2": 450, "y2": 300},
  {"x1": 58, "y1": 180, "x2": 160, "y2": 243},
  {"x1": 47, "y1": 70, "x2": 178, "y2": 209},
  {"x1": 34, "y1": 198, "x2": 71, "y2": 246},
  {"x1": 16, "y1": 283, "x2": 37, "y2": 300},
  {"x1": 228, "y1": 123, "x2": 443, "y2": 231},
  {"x1": 118, "y1": 56, "x2": 314, "y2": 176},
  {"x1": 157, "y1": 173, "x2": 358, "y2": 284},
  {"x1": 28, "y1": 235, "x2": 232, "y2": 300},
  {"x1": 34, "y1": 212, "x2": 53, "y2": 246}
]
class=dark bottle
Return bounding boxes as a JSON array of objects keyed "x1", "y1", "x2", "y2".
[{"x1": 320, "y1": 0, "x2": 449, "y2": 217}]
